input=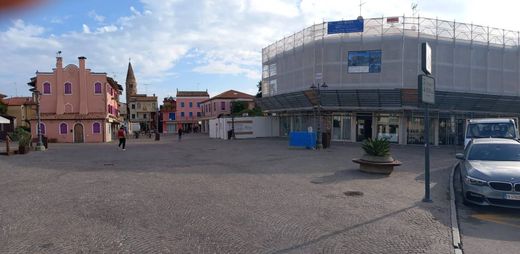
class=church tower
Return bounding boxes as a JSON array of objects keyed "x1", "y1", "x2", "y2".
[{"x1": 125, "y1": 61, "x2": 137, "y2": 103}]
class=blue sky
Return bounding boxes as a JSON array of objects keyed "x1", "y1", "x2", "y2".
[{"x1": 1, "y1": 0, "x2": 520, "y2": 102}]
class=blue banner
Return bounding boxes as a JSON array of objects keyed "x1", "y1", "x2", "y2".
[{"x1": 327, "y1": 19, "x2": 364, "y2": 34}]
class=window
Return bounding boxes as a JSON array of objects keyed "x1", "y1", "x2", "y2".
[
  {"x1": 181, "y1": 102, "x2": 185, "y2": 107},
  {"x1": 181, "y1": 112, "x2": 185, "y2": 117},
  {"x1": 60, "y1": 123, "x2": 68, "y2": 134},
  {"x1": 189, "y1": 112, "x2": 193, "y2": 118},
  {"x1": 64, "y1": 82, "x2": 72, "y2": 94},
  {"x1": 169, "y1": 113, "x2": 176, "y2": 120},
  {"x1": 93, "y1": 122, "x2": 101, "y2": 134},
  {"x1": 269, "y1": 63, "x2": 277, "y2": 76},
  {"x1": 43, "y1": 82, "x2": 51, "y2": 94},
  {"x1": 137, "y1": 103, "x2": 141, "y2": 109},
  {"x1": 221, "y1": 101, "x2": 226, "y2": 110},
  {"x1": 143, "y1": 113, "x2": 147, "y2": 119},
  {"x1": 197, "y1": 112, "x2": 201, "y2": 117},
  {"x1": 94, "y1": 82, "x2": 102, "y2": 94},
  {"x1": 131, "y1": 104, "x2": 135, "y2": 109},
  {"x1": 269, "y1": 79, "x2": 277, "y2": 96},
  {"x1": 189, "y1": 102, "x2": 193, "y2": 108},
  {"x1": 263, "y1": 65, "x2": 269, "y2": 78},
  {"x1": 39, "y1": 123, "x2": 46, "y2": 135},
  {"x1": 197, "y1": 102, "x2": 201, "y2": 108},
  {"x1": 132, "y1": 114, "x2": 135, "y2": 119},
  {"x1": 213, "y1": 102, "x2": 216, "y2": 111}
]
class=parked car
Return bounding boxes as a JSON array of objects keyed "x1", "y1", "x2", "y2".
[
  {"x1": 456, "y1": 138, "x2": 520, "y2": 208},
  {"x1": 464, "y1": 118, "x2": 518, "y2": 148}
]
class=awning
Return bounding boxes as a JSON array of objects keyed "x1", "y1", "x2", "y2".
[{"x1": 0, "y1": 116, "x2": 10, "y2": 124}]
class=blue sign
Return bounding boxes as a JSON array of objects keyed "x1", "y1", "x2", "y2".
[{"x1": 327, "y1": 19, "x2": 364, "y2": 34}]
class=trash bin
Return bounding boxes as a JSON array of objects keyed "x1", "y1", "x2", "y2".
[
  {"x1": 135, "y1": 132, "x2": 140, "y2": 139},
  {"x1": 227, "y1": 129, "x2": 233, "y2": 140},
  {"x1": 42, "y1": 135, "x2": 48, "y2": 149},
  {"x1": 322, "y1": 132, "x2": 331, "y2": 149}
]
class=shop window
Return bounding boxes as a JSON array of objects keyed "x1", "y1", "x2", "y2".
[{"x1": 376, "y1": 114, "x2": 399, "y2": 143}]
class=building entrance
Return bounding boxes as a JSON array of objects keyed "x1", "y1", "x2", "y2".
[
  {"x1": 74, "y1": 123, "x2": 84, "y2": 143},
  {"x1": 356, "y1": 113, "x2": 373, "y2": 141}
]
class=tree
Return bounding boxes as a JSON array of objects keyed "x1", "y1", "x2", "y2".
[
  {"x1": 231, "y1": 101, "x2": 247, "y2": 115},
  {"x1": 256, "y1": 80, "x2": 262, "y2": 98},
  {"x1": 0, "y1": 102, "x2": 6, "y2": 114}
]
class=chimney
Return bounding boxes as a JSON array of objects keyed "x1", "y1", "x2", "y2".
[
  {"x1": 78, "y1": 56, "x2": 86, "y2": 70},
  {"x1": 56, "y1": 56, "x2": 63, "y2": 69}
]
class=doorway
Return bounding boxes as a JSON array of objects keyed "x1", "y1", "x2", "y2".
[
  {"x1": 356, "y1": 113, "x2": 373, "y2": 142},
  {"x1": 74, "y1": 123, "x2": 84, "y2": 143}
]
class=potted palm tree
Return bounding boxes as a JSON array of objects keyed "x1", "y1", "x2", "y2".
[
  {"x1": 17, "y1": 129, "x2": 31, "y2": 154},
  {"x1": 353, "y1": 137, "x2": 401, "y2": 174}
]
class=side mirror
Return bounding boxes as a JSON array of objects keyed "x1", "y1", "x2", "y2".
[{"x1": 455, "y1": 153, "x2": 465, "y2": 160}]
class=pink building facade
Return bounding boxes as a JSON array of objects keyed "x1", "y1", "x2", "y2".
[
  {"x1": 174, "y1": 91, "x2": 209, "y2": 132},
  {"x1": 200, "y1": 90, "x2": 255, "y2": 133},
  {"x1": 28, "y1": 56, "x2": 123, "y2": 143}
]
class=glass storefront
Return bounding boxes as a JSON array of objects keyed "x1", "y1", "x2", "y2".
[
  {"x1": 407, "y1": 114, "x2": 435, "y2": 145},
  {"x1": 438, "y1": 117, "x2": 456, "y2": 145},
  {"x1": 331, "y1": 114, "x2": 352, "y2": 141},
  {"x1": 376, "y1": 113, "x2": 399, "y2": 143}
]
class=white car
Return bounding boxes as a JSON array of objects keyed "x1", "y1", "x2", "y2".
[{"x1": 464, "y1": 118, "x2": 518, "y2": 148}]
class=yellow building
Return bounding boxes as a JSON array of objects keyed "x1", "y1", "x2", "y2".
[{"x1": 3, "y1": 97, "x2": 36, "y2": 129}]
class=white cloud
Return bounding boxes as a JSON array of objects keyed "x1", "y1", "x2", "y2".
[
  {"x1": 96, "y1": 25, "x2": 118, "y2": 33},
  {"x1": 88, "y1": 10, "x2": 106, "y2": 23},
  {"x1": 82, "y1": 24, "x2": 91, "y2": 33}
]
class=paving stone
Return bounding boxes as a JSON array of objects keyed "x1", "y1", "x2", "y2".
[{"x1": 0, "y1": 134, "x2": 457, "y2": 253}]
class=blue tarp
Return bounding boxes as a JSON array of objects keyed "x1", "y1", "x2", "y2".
[{"x1": 289, "y1": 132, "x2": 316, "y2": 149}]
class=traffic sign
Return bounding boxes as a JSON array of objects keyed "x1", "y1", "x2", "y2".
[{"x1": 418, "y1": 74, "x2": 435, "y2": 104}]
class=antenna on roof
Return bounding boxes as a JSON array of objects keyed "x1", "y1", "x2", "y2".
[
  {"x1": 358, "y1": 0, "x2": 366, "y2": 20},
  {"x1": 411, "y1": 2, "x2": 418, "y2": 17}
]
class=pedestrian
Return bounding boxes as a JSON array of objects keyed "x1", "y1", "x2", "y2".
[
  {"x1": 178, "y1": 128, "x2": 183, "y2": 141},
  {"x1": 118, "y1": 126, "x2": 126, "y2": 150}
]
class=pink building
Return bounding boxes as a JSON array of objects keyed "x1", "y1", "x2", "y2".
[
  {"x1": 174, "y1": 90, "x2": 209, "y2": 132},
  {"x1": 200, "y1": 90, "x2": 255, "y2": 133},
  {"x1": 27, "y1": 56, "x2": 123, "y2": 143},
  {"x1": 161, "y1": 97, "x2": 177, "y2": 134}
]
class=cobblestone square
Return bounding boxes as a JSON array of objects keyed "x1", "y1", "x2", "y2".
[{"x1": 0, "y1": 135, "x2": 457, "y2": 253}]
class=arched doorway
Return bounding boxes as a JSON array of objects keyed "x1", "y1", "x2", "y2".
[{"x1": 74, "y1": 123, "x2": 84, "y2": 143}]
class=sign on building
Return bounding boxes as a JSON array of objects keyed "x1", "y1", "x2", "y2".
[{"x1": 327, "y1": 19, "x2": 364, "y2": 34}]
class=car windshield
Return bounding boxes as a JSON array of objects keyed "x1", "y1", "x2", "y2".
[
  {"x1": 466, "y1": 122, "x2": 516, "y2": 139},
  {"x1": 468, "y1": 143, "x2": 520, "y2": 161}
]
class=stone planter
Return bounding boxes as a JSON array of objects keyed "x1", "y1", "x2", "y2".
[
  {"x1": 18, "y1": 145, "x2": 30, "y2": 154},
  {"x1": 352, "y1": 154, "x2": 401, "y2": 175}
]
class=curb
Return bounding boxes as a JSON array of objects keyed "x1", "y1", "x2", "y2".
[{"x1": 449, "y1": 163, "x2": 463, "y2": 254}]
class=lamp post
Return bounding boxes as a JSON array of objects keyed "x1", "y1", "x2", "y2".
[
  {"x1": 311, "y1": 82, "x2": 328, "y2": 149},
  {"x1": 30, "y1": 88, "x2": 45, "y2": 151}
]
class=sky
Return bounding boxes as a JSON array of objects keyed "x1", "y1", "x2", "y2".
[{"x1": 1, "y1": 0, "x2": 520, "y2": 103}]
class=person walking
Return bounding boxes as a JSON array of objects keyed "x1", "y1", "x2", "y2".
[
  {"x1": 118, "y1": 126, "x2": 126, "y2": 150},
  {"x1": 178, "y1": 127, "x2": 183, "y2": 141}
]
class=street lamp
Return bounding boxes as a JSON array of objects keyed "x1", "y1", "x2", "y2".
[
  {"x1": 30, "y1": 88, "x2": 45, "y2": 151},
  {"x1": 311, "y1": 82, "x2": 328, "y2": 149}
]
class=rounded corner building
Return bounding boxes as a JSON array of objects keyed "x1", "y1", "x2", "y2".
[{"x1": 256, "y1": 16, "x2": 520, "y2": 145}]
